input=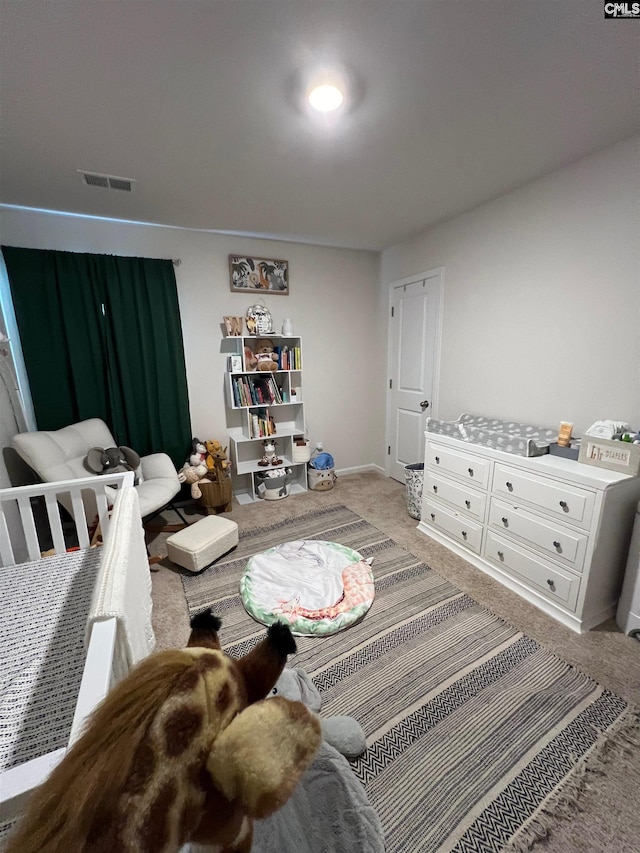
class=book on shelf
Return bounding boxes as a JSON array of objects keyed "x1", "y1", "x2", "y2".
[
  {"x1": 267, "y1": 375, "x2": 282, "y2": 404},
  {"x1": 231, "y1": 372, "x2": 285, "y2": 411},
  {"x1": 231, "y1": 377, "x2": 241, "y2": 407},
  {"x1": 251, "y1": 407, "x2": 275, "y2": 438},
  {"x1": 270, "y1": 345, "x2": 300, "y2": 371},
  {"x1": 233, "y1": 376, "x2": 253, "y2": 407}
]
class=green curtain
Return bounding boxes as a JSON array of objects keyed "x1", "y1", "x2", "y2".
[{"x1": 1, "y1": 245, "x2": 192, "y2": 467}]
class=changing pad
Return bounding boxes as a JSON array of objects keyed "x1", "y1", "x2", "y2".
[{"x1": 426, "y1": 413, "x2": 557, "y2": 456}]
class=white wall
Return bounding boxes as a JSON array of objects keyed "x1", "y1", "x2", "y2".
[
  {"x1": 0, "y1": 209, "x2": 384, "y2": 476},
  {"x1": 380, "y1": 136, "x2": 640, "y2": 437},
  {"x1": 2, "y1": 134, "x2": 637, "y2": 490}
]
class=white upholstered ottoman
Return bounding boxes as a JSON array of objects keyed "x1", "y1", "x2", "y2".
[{"x1": 167, "y1": 516, "x2": 239, "y2": 573}]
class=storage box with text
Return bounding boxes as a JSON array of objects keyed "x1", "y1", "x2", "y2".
[{"x1": 578, "y1": 437, "x2": 640, "y2": 476}]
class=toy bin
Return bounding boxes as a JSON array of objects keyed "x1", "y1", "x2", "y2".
[
  {"x1": 292, "y1": 441, "x2": 311, "y2": 464},
  {"x1": 307, "y1": 450, "x2": 336, "y2": 492},
  {"x1": 307, "y1": 467, "x2": 337, "y2": 491},
  {"x1": 256, "y1": 468, "x2": 291, "y2": 500}
]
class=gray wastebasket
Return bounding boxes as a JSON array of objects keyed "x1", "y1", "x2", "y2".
[{"x1": 404, "y1": 463, "x2": 424, "y2": 520}]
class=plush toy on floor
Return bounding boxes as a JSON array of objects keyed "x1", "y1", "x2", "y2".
[
  {"x1": 5, "y1": 612, "x2": 321, "y2": 853},
  {"x1": 271, "y1": 667, "x2": 366, "y2": 760}
]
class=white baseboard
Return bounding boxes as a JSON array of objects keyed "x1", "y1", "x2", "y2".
[{"x1": 335, "y1": 464, "x2": 386, "y2": 477}]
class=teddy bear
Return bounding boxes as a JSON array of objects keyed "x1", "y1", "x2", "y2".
[
  {"x1": 254, "y1": 338, "x2": 279, "y2": 371},
  {"x1": 270, "y1": 667, "x2": 366, "y2": 760}
]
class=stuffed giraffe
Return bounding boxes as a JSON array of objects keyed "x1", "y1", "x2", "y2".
[{"x1": 6, "y1": 612, "x2": 321, "y2": 853}]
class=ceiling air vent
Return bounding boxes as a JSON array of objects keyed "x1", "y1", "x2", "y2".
[{"x1": 77, "y1": 170, "x2": 135, "y2": 192}]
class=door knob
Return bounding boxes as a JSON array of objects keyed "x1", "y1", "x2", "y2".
[{"x1": 420, "y1": 400, "x2": 430, "y2": 410}]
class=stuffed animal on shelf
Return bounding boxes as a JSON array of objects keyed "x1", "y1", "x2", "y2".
[
  {"x1": 258, "y1": 439, "x2": 281, "y2": 467},
  {"x1": 85, "y1": 445, "x2": 141, "y2": 485},
  {"x1": 4, "y1": 612, "x2": 321, "y2": 853},
  {"x1": 271, "y1": 667, "x2": 367, "y2": 760},
  {"x1": 254, "y1": 338, "x2": 279, "y2": 371},
  {"x1": 244, "y1": 345, "x2": 258, "y2": 371}
]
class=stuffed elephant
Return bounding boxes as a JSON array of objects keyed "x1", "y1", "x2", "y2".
[
  {"x1": 271, "y1": 667, "x2": 366, "y2": 760},
  {"x1": 85, "y1": 445, "x2": 141, "y2": 485}
]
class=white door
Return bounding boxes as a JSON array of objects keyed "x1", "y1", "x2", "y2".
[{"x1": 386, "y1": 269, "x2": 443, "y2": 482}]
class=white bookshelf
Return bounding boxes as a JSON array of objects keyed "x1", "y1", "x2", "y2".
[{"x1": 222, "y1": 335, "x2": 307, "y2": 504}]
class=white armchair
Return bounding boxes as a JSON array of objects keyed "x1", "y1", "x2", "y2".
[{"x1": 12, "y1": 418, "x2": 184, "y2": 524}]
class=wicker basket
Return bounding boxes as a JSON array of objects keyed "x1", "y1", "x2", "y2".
[{"x1": 198, "y1": 478, "x2": 233, "y2": 514}]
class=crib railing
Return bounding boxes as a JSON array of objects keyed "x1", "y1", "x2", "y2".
[
  {"x1": 0, "y1": 473, "x2": 134, "y2": 566},
  {"x1": 0, "y1": 473, "x2": 138, "y2": 825}
]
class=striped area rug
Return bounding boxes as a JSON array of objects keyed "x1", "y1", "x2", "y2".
[{"x1": 181, "y1": 505, "x2": 638, "y2": 853}]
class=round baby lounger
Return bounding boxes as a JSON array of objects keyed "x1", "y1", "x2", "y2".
[{"x1": 240, "y1": 539, "x2": 375, "y2": 636}]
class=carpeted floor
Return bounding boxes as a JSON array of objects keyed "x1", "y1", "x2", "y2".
[{"x1": 148, "y1": 472, "x2": 640, "y2": 852}]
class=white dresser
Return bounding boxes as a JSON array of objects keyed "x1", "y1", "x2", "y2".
[{"x1": 418, "y1": 433, "x2": 640, "y2": 632}]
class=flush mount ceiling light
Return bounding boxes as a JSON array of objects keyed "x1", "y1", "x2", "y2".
[{"x1": 308, "y1": 83, "x2": 344, "y2": 113}]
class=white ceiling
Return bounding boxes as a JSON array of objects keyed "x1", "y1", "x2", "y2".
[{"x1": 0, "y1": 1, "x2": 637, "y2": 251}]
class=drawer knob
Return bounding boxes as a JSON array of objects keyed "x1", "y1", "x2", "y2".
[
  {"x1": 430, "y1": 513, "x2": 435, "y2": 520},
  {"x1": 465, "y1": 499, "x2": 471, "y2": 508},
  {"x1": 435, "y1": 456, "x2": 440, "y2": 464},
  {"x1": 461, "y1": 530, "x2": 467, "y2": 538},
  {"x1": 546, "y1": 578, "x2": 556, "y2": 591},
  {"x1": 506, "y1": 481, "x2": 513, "y2": 491},
  {"x1": 559, "y1": 500, "x2": 568, "y2": 510},
  {"x1": 432, "y1": 485, "x2": 438, "y2": 493},
  {"x1": 497, "y1": 550, "x2": 504, "y2": 560},
  {"x1": 468, "y1": 467, "x2": 474, "y2": 476},
  {"x1": 501, "y1": 516, "x2": 508, "y2": 526},
  {"x1": 553, "y1": 540, "x2": 561, "y2": 550}
]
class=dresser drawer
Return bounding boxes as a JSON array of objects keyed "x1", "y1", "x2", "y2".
[
  {"x1": 493, "y1": 463, "x2": 595, "y2": 528},
  {"x1": 426, "y1": 443, "x2": 490, "y2": 489},
  {"x1": 424, "y1": 471, "x2": 487, "y2": 521},
  {"x1": 485, "y1": 531, "x2": 580, "y2": 612},
  {"x1": 488, "y1": 498, "x2": 588, "y2": 571},
  {"x1": 423, "y1": 498, "x2": 483, "y2": 553}
]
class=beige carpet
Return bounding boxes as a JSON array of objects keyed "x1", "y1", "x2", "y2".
[{"x1": 148, "y1": 472, "x2": 640, "y2": 853}]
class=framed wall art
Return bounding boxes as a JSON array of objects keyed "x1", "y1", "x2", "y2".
[{"x1": 229, "y1": 255, "x2": 289, "y2": 295}]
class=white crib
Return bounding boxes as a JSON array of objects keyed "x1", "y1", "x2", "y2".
[{"x1": 0, "y1": 473, "x2": 155, "y2": 835}]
